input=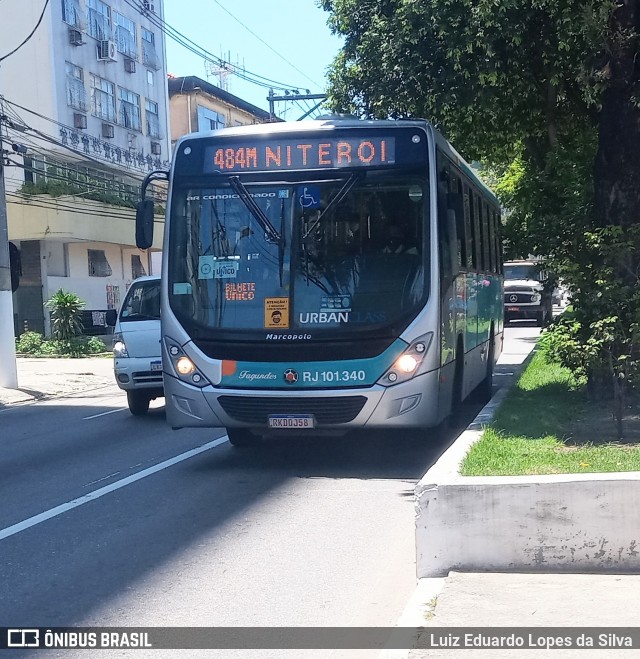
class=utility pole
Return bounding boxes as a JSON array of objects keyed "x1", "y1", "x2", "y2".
[
  {"x1": 266, "y1": 91, "x2": 327, "y2": 121},
  {"x1": 0, "y1": 100, "x2": 18, "y2": 388}
]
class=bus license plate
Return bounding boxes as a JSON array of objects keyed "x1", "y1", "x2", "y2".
[
  {"x1": 150, "y1": 360, "x2": 162, "y2": 371},
  {"x1": 268, "y1": 415, "x2": 315, "y2": 429},
  {"x1": 507, "y1": 306, "x2": 520, "y2": 312}
]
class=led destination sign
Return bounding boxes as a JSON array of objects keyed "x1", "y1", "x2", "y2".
[{"x1": 203, "y1": 136, "x2": 397, "y2": 173}]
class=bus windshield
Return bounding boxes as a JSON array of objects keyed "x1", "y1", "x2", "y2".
[{"x1": 167, "y1": 169, "x2": 429, "y2": 338}]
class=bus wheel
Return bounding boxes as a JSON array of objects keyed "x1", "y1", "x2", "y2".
[
  {"x1": 127, "y1": 391, "x2": 150, "y2": 416},
  {"x1": 226, "y1": 428, "x2": 261, "y2": 447},
  {"x1": 473, "y1": 336, "x2": 494, "y2": 404},
  {"x1": 448, "y1": 348, "x2": 464, "y2": 427}
]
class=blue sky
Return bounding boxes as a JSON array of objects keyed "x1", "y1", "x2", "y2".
[{"x1": 163, "y1": 0, "x2": 344, "y2": 119}]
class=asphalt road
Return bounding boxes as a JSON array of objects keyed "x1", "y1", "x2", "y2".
[{"x1": 0, "y1": 325, "x2": 538, "y2": 659}]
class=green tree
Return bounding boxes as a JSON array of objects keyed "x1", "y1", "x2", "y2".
[
  {"x1": 320, "y1": 0, "x2": 640, "y2": 435},
  {"x1": 45, "y1": 289, "x2": 85, "y2": 343}
]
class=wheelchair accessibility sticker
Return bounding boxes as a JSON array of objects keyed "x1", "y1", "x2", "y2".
[{"x1": 298, "y1": 186, "x2": 321, "y2": 209}]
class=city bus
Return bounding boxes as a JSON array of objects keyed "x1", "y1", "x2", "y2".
[{"x1": 136, "y1": 117, "x2": 503, "y2": 446}]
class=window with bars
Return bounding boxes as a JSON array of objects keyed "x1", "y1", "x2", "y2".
[
  {"x1": 145, "y1": 100, "x2": 160, "y2": 138},
  {"x1": 62, "y1": 0, "x2": 83, "y2": 28},
  {"x1": 88, "y1": 249, "x2": 113, "y2": 277},
  {"x1": 119, "y1": 88, "x2": 141, "y2": 131},
  {"x1": 87, "y1": 0, "x2": 111, "y2": 40},
  {"x1": 114, "y1": 12, "x2": 137, "y2": 59},
  {"x1": 131, "y1": 254, "x2": 147, "y2": 279},
  {"x1": 141, "y1": 28, "x2": 159, "y2": 70},
  {"x1": 65, "y1": 62, "x2": 87, "y2": 111},
  {"x1": 90, "y1": 74, "x2": 116, "y2": 122}
]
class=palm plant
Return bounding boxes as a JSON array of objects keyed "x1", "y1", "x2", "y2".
[{"x1": 45, "y1": 289, "x2": 85, "y2": 342}]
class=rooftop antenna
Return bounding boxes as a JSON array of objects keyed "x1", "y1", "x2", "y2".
[{"x1": 204, "y1": 51, "x2": 246, "y2": 92}]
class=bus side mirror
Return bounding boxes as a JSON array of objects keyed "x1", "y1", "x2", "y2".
[{"x1": 136, "y1": 199, "x2": 155, "y2": 249}]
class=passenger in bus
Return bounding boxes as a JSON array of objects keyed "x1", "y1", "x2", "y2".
[{"x1": 382, "y1": 223, "x2": 419, "y2": 255}]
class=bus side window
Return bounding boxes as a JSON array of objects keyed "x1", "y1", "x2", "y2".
[
  {"x1": 437, "y1": 160, "x2": 456, "y2": 282},
  {"x1": 488, "y1": 206, "x2": 497, "y2": 273},
  {"x1": 481, "y1": 201, "x2": 491, "y2": 272},
  {"x1": 492, "y1": 210, "x2": 502, "y2": 273},
  {"x1": 463, "y1": 187, "x2": 474, "y2": 271},
  {"x1": 450, "y1": 174, "x2": 465, "y2": 271},
  {"x1": 473, "y1": 193, "x2": 483, "y2": 271}
]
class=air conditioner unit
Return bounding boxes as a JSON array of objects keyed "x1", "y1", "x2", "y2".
[
  {"x1": 124, "y1": 57, "x2": 136, "y2": 73},
  {"x1": 97, "y1": 40, "x2": 117, "y2": 62},
  {"x1": 68, "y1": 28, "x2": 85, "y2": 46},
  {"x1": 102, "y1": 123, "x2": 115, "y2": 138},
  {"x1": 150, "y1": 141, "x2": 161, "y2": 155},
  {"x1": 73, "y1": 113, "x2": 87, "y2": 129},
  {"x1": 142, "y1": 1, "x2": 155, "y2": 13}
]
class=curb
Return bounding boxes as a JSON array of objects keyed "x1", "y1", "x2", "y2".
[{"x1": 414, "y1": 344, "x2": 640, "y2": 576}]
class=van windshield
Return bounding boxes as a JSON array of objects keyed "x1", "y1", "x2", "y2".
[
  {"x1": 504, "y1": 264, "x2": 541, "y2": 281},
  {"x1": 119, "y1": 280, "x2": 160, "y2": 321}
]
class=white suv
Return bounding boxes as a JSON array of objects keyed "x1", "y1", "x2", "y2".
[{"x1": 106, "y1": 276, "x2": 162, "y2": 415}]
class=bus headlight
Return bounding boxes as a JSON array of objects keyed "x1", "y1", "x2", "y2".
[
  {"x1": 176, "y1": 356, "x2": 196, "y2": 375},
  {"x1": 113, "y1": 333, "x2": 129, "y2": 358},
  {"x1": 165, "y1": 339, "x2": 210, "y2": 388},
  {"x1": 377, "y1": 333, "x2": 433, "y2": 387}
]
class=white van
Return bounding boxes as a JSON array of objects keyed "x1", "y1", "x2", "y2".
[{"x1": 106, "y1": 275, "x2": 163, "y2": 415}]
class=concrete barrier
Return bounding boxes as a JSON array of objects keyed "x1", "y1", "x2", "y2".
[{"x1": 415, "y1": 388, "x2": 640, "y2": 577}]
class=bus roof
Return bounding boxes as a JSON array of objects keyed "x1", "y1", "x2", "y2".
[{"x1": 175, "y1": 116, "x2": 498, "y2": 205}]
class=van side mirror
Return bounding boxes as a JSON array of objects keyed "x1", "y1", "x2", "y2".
[
  {"x1": 136, "y1": 199, "x2": 155, "y2": 249},
  {"x1": 105, "y1": 309, "x2": 117, "y2": 327}
]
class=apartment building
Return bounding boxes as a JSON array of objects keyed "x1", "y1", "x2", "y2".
[
  {"x1": 168, "y1": 75, "x2": 274, "y2": 147},
  {"x1": 0, "y1": 0, "x2": 170, "y2": 336}
]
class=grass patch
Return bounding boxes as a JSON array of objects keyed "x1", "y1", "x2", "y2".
[{"x1": 461, "y1": 350, "x2": 640, "y2": 475}]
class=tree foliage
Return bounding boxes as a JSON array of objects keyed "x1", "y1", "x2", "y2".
[{"x1": 321, "y1": 0, "x2": 640, "y2": 436}]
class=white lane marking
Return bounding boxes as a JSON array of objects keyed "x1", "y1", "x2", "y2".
[
  {"x1": 0, "y1": 435, "x2": 229, "y2": 542},
  {"x1": 83, "y1": 408, "x2": 128, "y2": 420},
  {"x1": 83, "y1": 471, "x2": 121, "y2": 487}
]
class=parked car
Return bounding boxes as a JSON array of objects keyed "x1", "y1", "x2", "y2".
[
  {"x1": 503, "y1": 259, "x2": 553, "y2": 326},
  {"x1": 106, "y1": 276, "x2": 163, "y2": 415}
]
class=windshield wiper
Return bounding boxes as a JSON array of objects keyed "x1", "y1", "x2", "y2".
[
  {"x1": 228, "y1": 176, "x2": 280, "y2": 243},
  {"x1": 278, "y1": 198, "x2": 286, "y2": 287},
  {"x1": 302, "y1": 172, "x2": 364, "y2": 239}
]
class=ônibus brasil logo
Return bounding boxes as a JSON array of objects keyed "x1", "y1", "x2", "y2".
[{"x1": 283, "y1": 369, "x2": 299, "y2": 384}]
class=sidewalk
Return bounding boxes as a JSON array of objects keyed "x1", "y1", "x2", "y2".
[
  {"x1": 400, "y1": 329, "x2": 640, "y2": 659},
  {"x1": 0, "y1": 356, "x2": 116, "y2": 407},
  {"x1": 404, "y1": 572, "x2": 640, "y2": 658}
]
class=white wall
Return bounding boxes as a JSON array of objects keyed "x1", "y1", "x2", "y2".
[
  {"x1": 48, "y1": 241, "x2": 149, "y2": 309},
  {"x1": 416, "y1": 475, "x2": 640, "y2": 576}
]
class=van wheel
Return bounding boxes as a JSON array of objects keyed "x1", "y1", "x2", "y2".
[
  {"x1": 226, "y1": 428, "x2": 261, "y2": 447},
  {"x1": 536, "y1": 308, "x2": 547, "y2": 327},
  {"x1": 127, "y1": 391, "x2": 150, "y2": 416}
]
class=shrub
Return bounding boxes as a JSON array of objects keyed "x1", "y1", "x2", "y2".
[
  {"x1": 16, "y1": 331, "x2": 44, "y2": 354},
  {"x1": 45, "y1": 289, "x2": 85, "y2": 342}
]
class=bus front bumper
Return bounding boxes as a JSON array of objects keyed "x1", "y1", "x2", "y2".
[{"x1": 163, "y1": 369, "x2": 441, "y2": 432}]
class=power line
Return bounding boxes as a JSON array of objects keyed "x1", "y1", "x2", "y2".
[
  {"x1": 2, "y1": 98, "x2": 161, "y2": 184},
  {"x1": 0, "y1": 0, "x2": 50, "y2": 63},
  {"x1": 122, "y1": 0, "x2": 315, "y2": 93},
  {"x1": 210, "y1": 0, "x2": 320, "y2": 89}
]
